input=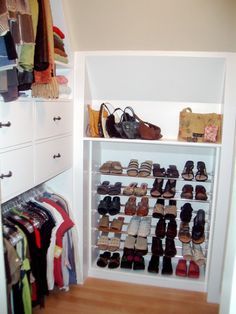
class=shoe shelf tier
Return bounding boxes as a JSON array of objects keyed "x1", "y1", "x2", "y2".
[{"x1": 88, "y1": 139, "x2": 220, "y2": 292}]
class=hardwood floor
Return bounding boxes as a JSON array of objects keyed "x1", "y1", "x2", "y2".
[{"x1": 33, "y1": 278, "x2": 219, "y2": 314}]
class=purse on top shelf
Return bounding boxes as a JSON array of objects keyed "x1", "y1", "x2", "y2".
[{"x1": 178, "y1": 107, "x2": 223, "y2": 143}]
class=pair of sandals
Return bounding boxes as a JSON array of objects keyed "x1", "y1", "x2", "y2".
[
  {"x1": 124, "y1": 196, "x2": 149, "y2": 217},
  {"x1": 98, "y1": 215, "x2": 124, "y2": 233},
  {"x1": 123, "y1": 182, "x2": 148, "y2": 196},
  {"x1": 182, "y1": 160, "x2": 208, "y2": 181},
  {"x1": 99, "y1": 161, "x2": 123, "y2": 174},
  {"x1": 127, "y1": 159, "x2": 153, "y2": 177},
  {"x1": 124, "y1": 235, "x2": 149, "y2": 256},
  {"x1": 97, "y1": 232, "x2": 121, "y2": 251},
  {"x1": 97, "y1": 181, "x2": 121, "y2": 195},
  {"x1": 155, "y1": 218, "x2": 177, "y2": 241},
  {"x1": 120, "y1": 252, "x2": 145, "y2": 270},
  {"x1": 152, "y1": 179, "x2": 176, "y2": 199},
  {"x1": 97, "y1": 251, "x2": 120, "y2": 269},
  {"x1": 152, "y1": 199, "x2": 177, "y2": 220},
  {"x1": 98, "y1": 196, "x2": 121, "y2": 215},
  {"x1": 181, "y1": 184, "x2": 208, "y2": 201},
  {"x1": 127, "y1": 216, "x2": 151, "y2": 237},
  {"x1": 182, "y1": 242, "x2": 206, "y2": 266},
  {"x1": 175, "y1": 259, "x2": 200, "y2": 278}
]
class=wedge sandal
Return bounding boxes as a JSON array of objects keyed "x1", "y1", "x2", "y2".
[
  {"x1": 138, "y1": 160, "x2": 153, "y2": 177},
  {"x1": 195, "y1": 185, "x2": 207, "y2": 201},
  {"x1": 181, "y1": 184, "x2": 193, "y2": 199}
]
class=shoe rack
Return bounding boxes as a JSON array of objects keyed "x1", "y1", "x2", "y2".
[
  {"x1": 74, "y1": 52, "x2": 236, "y2": 301},
  {"x1": 88, "y1": 140, "x2": 220, "y2": 292}
]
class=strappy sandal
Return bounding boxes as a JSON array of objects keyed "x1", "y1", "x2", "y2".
[
  {"x1": 153, "y1": 199, "x2": 165, "y2": 218},
  {"x1": 134, "y1": 183, "x2": 148, "y2": 196},
  {"x1": 195, "y1": 185, "x2": 207, "y2": 201},
  {"x1": 124, "y1": 196, "x2": 137, "y2": 215},
  {"x1": 108, "y1": 182, "x2": 122, "y2": 195},
  {"x1": 139, "y1": 160, "x2": 153, "y2": 177},
  {"x1": 181, "y1": 160, "x2": 194, "y2": 181},
  {"x1": 153, "y1": 163, "x2": 166, "y2": 177},
  {"x1": 150, "y1": 178, "x2": 163, "y2": 197},
  {"x1": 136, "y1": 196, "x2": 149, "y2": 216},
  {"x1": 195, "y1": 161, "x2": 208, "y2": 182},
  {"x1": 108, "y1": 253, "x2": 120, "y2": 269},
  {"x1": 162, "y1": 179, "x2": 176, "y2": 198},
  {"x1": 123, "y1": 182, "x2": 138, "y2": 196},
  {"x1": 97, "y1": 251, "x2": 111, "y2": 267},
  {"x1": 127, "y1": 159, "x2": 139, "y2": 176},
  {"x1": 181, "y1": 184, "x2": 193, "y2": 199},
  {"x1": 97, "y1": 181, "x2": 110, "y2": 195},
  {"x1": 192, "y1": 209, "x2": 205, "y2": 244},
  {"x1": 166, "y1": 165, "x2": 179, "y2": 178},
  {"x1": 178, "y1": 222, "x2": 191, "y2": 243}
]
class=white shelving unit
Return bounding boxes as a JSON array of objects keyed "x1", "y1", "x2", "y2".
[{"x1": 74, "y1": 51, "x2": 236, "y2": 303}]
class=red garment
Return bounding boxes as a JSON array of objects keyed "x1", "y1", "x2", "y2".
[
  {"x1": 53, "y1": 26, "x2": 65, "y2": 39},
  {"x1": 40, "y1": 198, "x2": 74, "y2": 288}
]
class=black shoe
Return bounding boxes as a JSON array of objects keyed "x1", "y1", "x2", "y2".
[
  {"x1": 151, "y1": 237, "x2": 163, "y2": 256},
  {"x1": 148, "y1": 255, "x2": 159, "y2": 273},
  {"x1": 109, "y1": 196, "x2": 121, "y2": 215},
  {"x1": 180, "y1": 203, "x2": 193, "y2": 223},
  {"x1": 97, "y1": 196, "x2": 111, "y2": 215},
  {"x1": 161, "y1": 256, "x2": 173, "y2": 275}
]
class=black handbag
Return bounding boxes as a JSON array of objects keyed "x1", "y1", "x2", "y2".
[
  {"x1": 115, "y1": 107, "x2": 140, "y2": 139},
  {"x1": 105, "y1": 107, "x2": 124, "y2": 138}
]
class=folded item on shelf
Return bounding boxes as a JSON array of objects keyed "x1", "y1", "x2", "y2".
[
  {"x1": 53, "y1": 25, "x2": 65, "y2": 39},
  {"x1": 59, "y1": 84, "x2": 71, "y2": 95},
  {"x1": 56, "y1": 75, "x2": 68, "y2": 85},
  {"x1": 54, "y1": 47, "x2": 68, "y2": 58}
]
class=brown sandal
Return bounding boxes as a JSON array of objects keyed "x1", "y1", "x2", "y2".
[
  {"x1": 137, "y1": 196, "x2": 149, "y2": 216},
  {"x1": 124, "y1": 196, "x2": 137, "y2": 215},
  {"x1": 134, "y1": 183, "x2": 148, "y2": 196},
  {"x1": 123, "y1": 182, "x2": 138, "y2": 196}
]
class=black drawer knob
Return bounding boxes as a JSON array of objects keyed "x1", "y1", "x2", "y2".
[
  {"x1": 53, "y1": 116, "x2": 61, "y2": 121},
  {"x1": 53, "y1": 153, "x2": 61, "y2": 159},
  {"x1": 0, "y1": 121, "x2": 11, "y2": 128},
  {"x1": 0, "y1": 171, "x2": 13, "y2": 179}
]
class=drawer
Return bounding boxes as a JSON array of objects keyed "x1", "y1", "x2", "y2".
[
  {"x1": 0, "y1": 146, "x2": 34, "y2": 202},
  {"x1": 34, "y1": 136, "x2": 73, "y2": 184},
  {"x1": 0, "y1": 101, "x2": 33, "y2": 149},
  {"x1": 35, "y1": 101, "x2": 73, "y2": 140}
]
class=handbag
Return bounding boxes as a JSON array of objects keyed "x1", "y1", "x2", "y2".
[
  {"x1": 87, "y1": 104, "x2": 109, "y2": 137},
  {"x1": 114, "y1": 106, "x2": 140, "y2": 139},
  {"x1": 178, "y1": 107, "x2": 223, "y2": 143},
  {"x1": 105, "y1": 107, "x2": 124, "y2": 138},
  {"x1": 138, "y1": 120, "x2": 162, "y2": 140}
]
